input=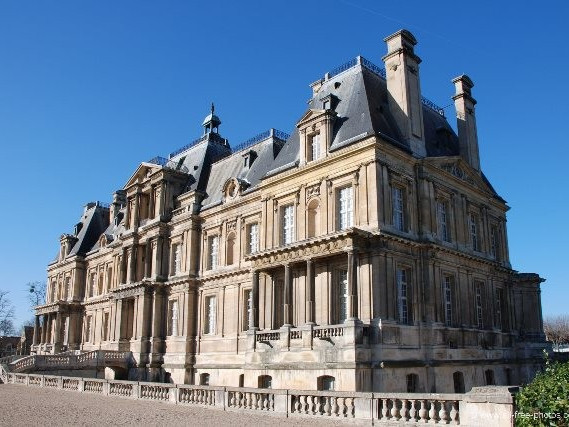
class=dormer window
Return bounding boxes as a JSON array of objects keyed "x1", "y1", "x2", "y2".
[
  {"x1": 242, "y1": 150, "x2": 257, "y2": 168},
  {"x1": 310, "y1": 133, "x2": 321, "y2": 162}
]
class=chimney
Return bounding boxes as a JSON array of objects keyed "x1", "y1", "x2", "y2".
[
  {"x1": 382, "y1": 29, "x2": 426, "y2": 158},
  {"x1": 452, "y1": 75, "x2": 480, "y2": 172},
  {"x1": 110, "y1": 189, "x2": 126, "y2": 220}
]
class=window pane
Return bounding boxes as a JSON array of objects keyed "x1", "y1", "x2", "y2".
[
  {"x1": 392, "y1": 187, "x2": 404, "y2": 231},
  {"x1": 338, "y1": 270, "x2": 348, "y2": 323},
  {"x1": 339, "y1": 187, "x2": 353, "y2": 230},
  {"x1": 283, "y1": 205, "x2": 294, "y2": 245}
]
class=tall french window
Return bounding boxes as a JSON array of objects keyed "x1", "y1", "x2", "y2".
[
  {"x1": 338, "y1": 270, "x2": 348, "y2": 323},
  {"x1": 338, "y1": 187, "x2": 354, "y2": 230},
  {"x1": 392, "y1": 187, "x2": 404, "y2": 231},
  {"x1": 495, "y1": 289, "x2": 503, "y2": 330},
  {"x1": 209, "y1": 236, "x2": 219, "y2": 269},
  {"x1": 436, "y1": 201, "x2": 450, "y2": 242},
  {"x1": 204, "y1": 296, "x2": 216, "y2": 334},
  {"x1": 248, "y1": 223, "x2": 259, "y2": 254},
  {"x1": 475, "y1": 283, "x2": 483, "y2": 329},
  {"x1": 168, "y1": 300, "x2": 179, "y2": 336},
  {"x1": 490, "y1": 226, "x2": 499, "y2": 259},
  {"x1": 282, "y1": 205, "x2": 295, "y2": 245},
  {"x1": 469, "y1": 213, "x2": 479, "y2": 251},
  {"x1": 397, "y1": 269, "x2": 409, "y2": 324},
  {"x1": 311, "y1": 133, "x2": 321, "y2": 161},
  {"x1": 243, "y1": 289, "x2": 252, "y2": 331},
  {"x1": 443, "y1": 276, "x2": 453, "y2": 327}
]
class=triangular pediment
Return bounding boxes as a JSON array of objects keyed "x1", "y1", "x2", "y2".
[
  {"x1": 296, "y1": 108, "x2": 327, "y2": 128},
  {"x1": 427, "y1": 157, "x2": 501, "y2": 199},
  {"x1": 124, "y1": 163, "x2": 161, "y2": 188}
]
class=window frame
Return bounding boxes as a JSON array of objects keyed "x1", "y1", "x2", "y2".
[
  {"x1": 468, "y1": 212, "x2": 480, "y2": 252},
  {"x1": 204, "y1": 295, "x2": 217, "y2": 335},
  {"x1": 281, "y1": 204, "x2": 295, "y2": 245},
  {"x1": 443, "y1": 275, "x2": 454, "y2": 327},
  {"x1": 397, "y1": 267, "x2": 411, "y2": 325},
  {"x1": 436, "y1": 199, "x2": 451, "y2": 242},
  {"x1": 475, "y1": 281, "x2": 484, "y2": 329},
  {"x1": 246, "y1": 223, "x2": 259, "y2": 255},
  {"x1": 208, "y1": 235, "x2": 220, "y2": 270},
  {"x1": 391, "y1": 186, "x2": 406, "y2": 232},
  {"x1": 337, "y1": 186, "x2": 354, "y2": 231}
]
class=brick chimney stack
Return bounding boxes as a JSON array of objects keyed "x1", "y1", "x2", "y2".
[
  {"x1": 382, "y1": 29, "x2": 426, "y2": 158},
  {"x1": 452, "y1": 75, "x2": 480, "y2": 172}
]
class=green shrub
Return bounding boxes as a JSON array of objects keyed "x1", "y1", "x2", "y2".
[{"x1": 515, "y1": 355, "x2": 569, "y2": 426}]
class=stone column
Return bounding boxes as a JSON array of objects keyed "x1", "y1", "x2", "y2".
[
  {"x1": 305, "y1": 260, "x2": 315, "y2": 324},
  {"x1": 121, "y1": 248, "x2": 128, "y2": 284},
  {"x1": 283, "y1": 264, "x2": 292, "y2": 326},
  {"x1": 40, "y1": 315, "x2": 47, "y2": 346},
  {"x1": 347, "y1": 249, "x2": 358, "y2": 320},
  {"x1": 55, "y1": 312, "x2": 62, "y2": 344},
  {"x1": 129, "y1": 246, "x2": 137, "y2": 283},
  {"x1": 249, "y1": 270, "x2": 259, "y2": 330},
  {"x1": 115, "y1": 299, "x2": 123, "y2": 341},
  {"x1": 151, "y1": 288, "x2": 164, "y2": 355},
  {"x1": 33, "y1": 315, "x2": 40, "y2": 345}
]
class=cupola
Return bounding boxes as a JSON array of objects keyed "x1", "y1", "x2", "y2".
[{"x1": 202, "y1": 103, "x2": 222, "y2": 135}]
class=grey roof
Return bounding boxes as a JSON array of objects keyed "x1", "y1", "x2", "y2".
[
  {"x1": 53, "y1": 203, "x2": 110, "y2": 261},
  {"x1": 201, "y1": 136, "x2": 285, "y2": 207}
]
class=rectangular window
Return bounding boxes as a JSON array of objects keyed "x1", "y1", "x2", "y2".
[
  {"x1": 490, "y1": 226, "x2": 499, "y2": 259},
  {"x1": 204, "y1": 296, "x2": 217, "y2": 335},
  {"x1": 247, "y1": 223, "x2": 259, "y2": 254},
  {"x1": 172, "y1": 244, "x2": 182, "y2": 275},
  {"x1": 495, "y1": 288, "x2": 503, "y2": 330},
  {"x1": 65, "y1": 277, "x2": 71, "y2": 300},
  {"x1": 86, "y1": 316, "x2": 93, "y2": 342},
  {"x1": 102, "y1": 312, "x2": 109, "y2": 341},
  {"x1": 475, "y1": 282, "x2": 484, "y2": 329},
  {"x1": 443, "y1": 276, "x2": 453, "y2": 327},
  {"x1": 436, "y1": 201, "x2": 450, "y2": 242},
  {"x1": 282, "y1": 204, "x2": 295, "y2": 245},
  {"x1": 90, "y1": 274, "x2": 96, "y2": 298},
  {"x1": 392, "y1": 187, "x2": 405, "y2": 231},
  {"x1": 397, "y1": 269, "x2": 410, "y2": 324},
  {"x1": 338, "y1": 270, "x2": 348, "y2": 323},
  {"x1": 167, "y1": 300, "x2": 179, "y2": 336},
  {"x1": 338, "y1": 187, "x2": 354, "y2": 230},
  {"x1": 310, "y1": 133, "x2": 321, "y2": 161},
  {"x1": 243, "y1": 289, "x2": 252, "y2": 331},
  {"x1": 208, "y1": 236, "x2": 219, "y2": 270},
  {"x1": 468, "y1": 213, "x2": 480, "y2": 251}
]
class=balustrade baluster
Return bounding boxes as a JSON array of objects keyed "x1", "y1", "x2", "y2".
[
  {"x1": 381, "y1": 398, "x2": 389, "y2": 419},
  {"x1": 419, "y1": 399, "x2": 428, "y2": 422},
  {"x1": 409, "y1": 399, "x2": 417, "y2": 421},
  {"x1": 449, "y1": 401, "x2": 458, "y2": 423},
  {"x1": 428, "y1": 400, "x2": 437, "y2": 422},
  {"x1": 324, "y1": 396, "x2": 331, "y2": 416},
  {"x1": 439, "y1": 401, "x2": 450, "y2": 424},
  {"x1": 332, "y1": 396, "x2": 339, "y2": 417},
  {"x1": 391, "y1": 398, "x2": 400, "y2": 420},
  {"x1": 401, "y1": 398, "x2": 409, "y2": 421}
]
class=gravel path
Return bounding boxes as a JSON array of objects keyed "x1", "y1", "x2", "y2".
[{"x1": 0, "y1": 384, "x2": 365, "y2": 426}]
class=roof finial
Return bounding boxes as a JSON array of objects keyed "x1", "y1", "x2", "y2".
[{"x1": 211, "y1": 102, "x2": 215, "y2": 115}]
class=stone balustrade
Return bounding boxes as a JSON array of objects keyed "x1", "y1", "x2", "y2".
[
  {"x1": 8, "y1": 350, "x2": 132, "y2": 373},
  {"x1": 312, "y1": 325, "x2": 344, "y2": 339},
  {"x1": 0, "y1": 364, "x2": 518, "y2": 426}
]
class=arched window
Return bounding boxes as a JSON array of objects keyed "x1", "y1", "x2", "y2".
[
  {"x1": 453, "y1": 371, "x2": 465, "y2": 393},
  {"x1": 406, "y1": 373, "x2": 418, "y2": 392},
  {"x1": 226, "y1": 232, "x2": 235, "y2": 265},
  {"x1": 306, "y1": 199, "x2": 320, "y2": 238},
  {"x1": 485, "y1": 369, "x2": 495, "y2": 385},
  {"x1": 258, "y1": 375, "x2": 272, "y2": 389},
  {"x1": 200, "y1": 373, "x2": 210, "y2": 386},
  {"x1": 317, "y1": 375, "x2": 335, "y2": 391}
]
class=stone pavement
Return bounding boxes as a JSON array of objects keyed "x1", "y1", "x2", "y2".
[{"x1": 0, "y1": 384, "x2": 362, "y2": 426}]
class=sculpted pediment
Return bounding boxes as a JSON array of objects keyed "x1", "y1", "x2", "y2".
[
  {"x1": 296, "y1": 109, "x2": 327, "y2": 128},
  {"x1": 428, "y1": 157, "x2": 497, "y2": 197},
  {"x1": 124, "y1": 163, "x2": 161, "y2": 188}
]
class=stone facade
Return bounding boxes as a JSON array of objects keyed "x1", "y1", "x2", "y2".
[{"x1": 33, "y1": 29, "x2": 547, "y2": 393}]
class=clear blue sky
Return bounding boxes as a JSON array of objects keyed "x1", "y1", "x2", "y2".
[{"x1": 1, "y1": 1, "x2": 567, "y2": 328}]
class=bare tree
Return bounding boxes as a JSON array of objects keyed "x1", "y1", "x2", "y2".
[
  {"x1": 0, "y1": 291, "x2": 16, "y2": 335},
  {"x1": 26, "y1": 281, "x2": 46, "y2": 308},
  {"x1": 543, "y1": 315, "x2": 569, "y2": 351}
]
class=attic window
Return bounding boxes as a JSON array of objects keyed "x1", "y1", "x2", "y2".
[
  {"x1": 74, "y1": 223, "x2": 83, "y2": 236},
  {"x1": 242, "y1": 150, "x2": 257, "y2": 168},
  {"x1": 323, "y1": 99, "x2": 330, "y2": 110}
]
